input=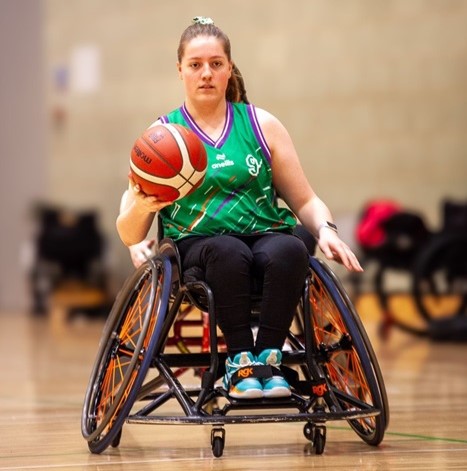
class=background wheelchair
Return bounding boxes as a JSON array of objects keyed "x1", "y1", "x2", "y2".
[
  {"x1": 355, "y1": 199, "x2": 467, "y2": 339},
  {"x1": 81, "y1": 233, "x2": 389, "y2": 457},
  {"x1": 411, "y1": 200, "x2": 467, "y2": 339}
]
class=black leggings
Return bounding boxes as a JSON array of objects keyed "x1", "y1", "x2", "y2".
[{"x1": 177, "y1": 233, "x2": 309, "y2": 357}]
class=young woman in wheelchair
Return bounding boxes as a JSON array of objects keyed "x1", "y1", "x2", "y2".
[{"x1": 117, "y1": 17, "x2": 362, "y2": 400}]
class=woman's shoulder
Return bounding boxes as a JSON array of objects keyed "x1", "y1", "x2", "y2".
[
  {"x1": 231, "y1": 102, "x2": 281, "y2": 130},
  {"x1": 252, "y1": 106, "x2": 288, "y2": 139},
  {"x1": 253, "y1": 106, "x2": 276, "y2": 124},
  {"x1": 148, "y1": 105, "x2": 184, "y2": 128}
]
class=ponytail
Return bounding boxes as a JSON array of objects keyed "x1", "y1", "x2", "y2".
[{"x1": 226, "y1": 64, "x2": 249, "y2": 104}]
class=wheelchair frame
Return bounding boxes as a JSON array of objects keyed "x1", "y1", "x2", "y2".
[{"x1": 82, "y1": 238, "x2": 388, "y2": 457}]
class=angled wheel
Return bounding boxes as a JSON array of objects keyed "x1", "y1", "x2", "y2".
[
  {"x1": 308, "y1": 257, "x2": 388, "y2": 446},
  {"x1": 412, "y1": 233, "x2": 467, "y2": 322},
  {"x1": 81, "y1": 256, "x2": 172, "y2": 454}
]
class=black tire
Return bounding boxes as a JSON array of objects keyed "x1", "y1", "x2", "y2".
[
  {"x1": 81, "y1": 256, "x2": 172, "y2": 453},
  {"x1": 211, "y1": 428, "x2": 225, "y2": 458},
  {"x1": 111, "y1": 429, "x2": 122, "y2": 448},
  {"x1": 412, "y1": 233, "x2": 467, "y2": 321},
  {"x1": 309, "y1": 257, "x2": 389, "y2": 445},
  {"x1": 212, "y1": 436, "x2": 224, "y2": 458},
  {"x1": 312, "y1": 427, "x2": 326, "y2": 455}
]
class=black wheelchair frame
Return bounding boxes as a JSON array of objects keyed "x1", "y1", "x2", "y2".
[
  {"x1": 357, "y1": 201, "x2": 467, "y2": 339},
  {"x1": 81, "y1": 238, "x2": 389, "y2": 457},
  {"x1": 411, "y1": 231, "x2": 467, "y2": 340}
]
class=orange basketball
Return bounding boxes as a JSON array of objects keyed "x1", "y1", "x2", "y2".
[{"x1": 129, "y1": 123, "x2": 207, "y2": 201}]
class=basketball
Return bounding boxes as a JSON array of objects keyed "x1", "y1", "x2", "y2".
[{"x1": 129, "y1": 123, "x2": 207, "y2": 201}]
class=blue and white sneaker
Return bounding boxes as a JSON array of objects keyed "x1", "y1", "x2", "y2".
[
  {"x1": 223, "y1": 351, "x2": 263, "y2": 399},
  {"x1": 257, "y1": 349, "x2": 291, "y2": 398}
]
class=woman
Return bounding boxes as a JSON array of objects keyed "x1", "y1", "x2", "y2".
[{"x1": 117, "y1": 17, "x2": 362, "y2": 400}]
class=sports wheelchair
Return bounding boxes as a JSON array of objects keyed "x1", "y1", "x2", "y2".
[{"x1": 81, "y1": 235, "x2": 389, "y2": 457}]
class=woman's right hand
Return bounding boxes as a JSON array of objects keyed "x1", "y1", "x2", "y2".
[
  {"x1": 117, "y1": 182, "x2": 172, "y2": 248},
  {"x1": 131, "y1": 181, "x2": 173, "y2": 214}
]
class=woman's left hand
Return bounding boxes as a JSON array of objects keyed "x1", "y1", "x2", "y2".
[
  {"x1": 317, "y1": 230, "x2": 363, "y2": 272},
  {"x1": 129, "y1": 239, "x2": 155, "y2": 268}
]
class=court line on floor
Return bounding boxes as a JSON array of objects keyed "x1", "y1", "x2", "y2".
[{"x1": 329, "y1": 425, "x2": 467, "y2": 444}]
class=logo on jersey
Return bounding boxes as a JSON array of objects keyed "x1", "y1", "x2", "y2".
[
  {"x1": 246, "y1": 154, "x2": 262, "y2": 176},
  {"x1": 212, "y1": 153, "x2": 234, "y2": 169}
]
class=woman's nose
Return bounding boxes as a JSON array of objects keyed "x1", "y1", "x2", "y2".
[{"x1": 201, "y1": 63, "x2": 212, "y2": 78}]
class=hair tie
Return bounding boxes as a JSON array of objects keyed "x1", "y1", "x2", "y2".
[{"x1": 192, "y1": 16, "x2": 214, "y2": 25}]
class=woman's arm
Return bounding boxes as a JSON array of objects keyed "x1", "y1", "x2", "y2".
[
  {"x1": 256, "y1": 107, "x2": 362, "y2": 272},
  {"x1": 116, "y1": 183, "x2": 171, "y2": 247}
]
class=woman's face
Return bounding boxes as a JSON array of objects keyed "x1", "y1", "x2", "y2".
[{"x1": 177, "y1": 35, "x2": 232, "y2": 105}]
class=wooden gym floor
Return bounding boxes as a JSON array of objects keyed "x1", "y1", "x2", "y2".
[{"x1": 1, "y1": 294, "x2": 467, "y2": 470}]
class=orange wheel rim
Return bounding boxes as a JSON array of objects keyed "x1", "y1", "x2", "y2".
[
  {"x1": 93, "y1": 269, "x2": 161, "y2": 435},
  {"x1": 310, "y1": 275, "x2": 377, "y2": 434}
]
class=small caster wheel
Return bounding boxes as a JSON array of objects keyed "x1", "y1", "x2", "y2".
[
  {"x1": 312, "y1": 426, "x2": 326, "y2": 455},
  {"x1": 111, "y1": 429, "x2": 122, "y2": 448},
  {"x1": 212, "y1": 436, "x2": 224, "y2": 457},
  {"x1": 211, "y1": 427, "x2": 225, "y2": 458},
  {"x1": 303, "y1": 422, "x2": 314, "y2": 441}
]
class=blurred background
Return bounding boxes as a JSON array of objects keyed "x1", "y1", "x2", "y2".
[{"x1": 1, "y1": 0, "x2": 466, "y2": 315}]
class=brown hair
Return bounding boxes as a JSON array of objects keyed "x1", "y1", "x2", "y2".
[{"x1": 177, "y1": 20, "x2": 249, "y2": 104}]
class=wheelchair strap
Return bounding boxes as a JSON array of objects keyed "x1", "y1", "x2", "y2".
[
  {"x1": 230, "y1": 365, "x2": 282, "y2": 386},
  {"x1": 280, "y1": 366, "x2": 329, "y2": 397}
]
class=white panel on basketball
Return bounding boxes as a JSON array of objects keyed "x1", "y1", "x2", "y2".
[{"x1": 163, "y1": 123, "x2": 198, "y2": 179}]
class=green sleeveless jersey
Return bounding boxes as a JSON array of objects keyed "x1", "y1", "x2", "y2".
[{"x1": 159, "y1": 102, "x2": 297, "y2": 240}]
